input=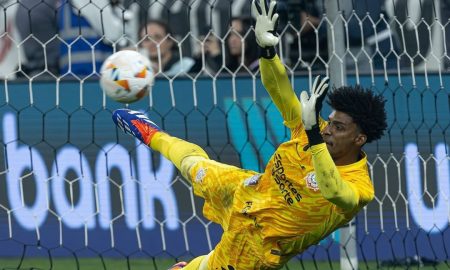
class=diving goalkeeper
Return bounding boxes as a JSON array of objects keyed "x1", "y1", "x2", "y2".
[{"x1": 112, "y1": 0, "x2": 387, "y2": 268}]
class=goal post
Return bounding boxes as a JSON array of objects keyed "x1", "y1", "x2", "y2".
[{"x1": 323, "y1": 1, "x2": 358, "y2": 269}]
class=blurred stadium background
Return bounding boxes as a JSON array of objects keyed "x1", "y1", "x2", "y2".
[{"x1": 0, "y1": 0, "x2": 449, "y2": 269}]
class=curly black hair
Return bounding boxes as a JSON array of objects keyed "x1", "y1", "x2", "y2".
[{"x1": 327, "y1": 85, "x2": 387, "y2": 143}]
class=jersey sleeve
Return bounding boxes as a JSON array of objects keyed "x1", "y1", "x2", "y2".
[
  {"x1": 345, "y1": 175, "x2": 375, "y2": 206},
  {"x1": 309, "y1": 143, "x2": 360, "y2": 211},
  {"x1": 259, "y1": 55, "x2": 302, "y2": 130},
  {"x1": 290, "y1": 117, "x2": 328, "y2": 144}
]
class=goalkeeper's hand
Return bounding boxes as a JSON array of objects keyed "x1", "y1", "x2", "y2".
[
  {"x1": 251, "y1": 0, "x2": 279, "y2": 48},
  {"x1": 300, "y1": 76, "x2": 329, "y2": 131}
]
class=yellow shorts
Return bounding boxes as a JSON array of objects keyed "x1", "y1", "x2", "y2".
[
  {"x1": 188, "y1": 160, "x2": 286, "y2": 269},
  {"x1": 189, "y1": 159, "x2": 257, "y2": 229}
]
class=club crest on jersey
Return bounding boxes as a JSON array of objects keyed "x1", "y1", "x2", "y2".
[
  {"x1": 243, "y1": 174, "x2": 261, "y2": 186},
  {"x1": 195, "y1": 168, "x2": 207, "y2": 183},
  {"x1": 305, "y1": 172, "x2": 319, "y2": 191}
]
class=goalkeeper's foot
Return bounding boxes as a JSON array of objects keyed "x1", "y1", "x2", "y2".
[
  {"x1": 112, "y1": 109, "x2": 161, "y2": 145},
  {"x1": 168, "y1": 261, "x2": 187, "y2": 269}
]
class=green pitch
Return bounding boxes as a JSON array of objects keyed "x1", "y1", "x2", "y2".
[{"x1": 0, "y1": 258, "x2": 448, "y2": 270}]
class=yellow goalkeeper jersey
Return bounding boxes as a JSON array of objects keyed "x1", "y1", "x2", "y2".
[
  {"x1": 189, "y1": 55, "x2": 375, "y2": 269},
  {"x1": 190, "y1": 132, "x2": 374, "y2": 269},
  {"x1": 229, "y1": 128, "x2": 374, "y2": 266}
]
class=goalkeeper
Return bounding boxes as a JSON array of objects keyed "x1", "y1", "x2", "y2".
[{"x1": 112, "y1": 0, "x2": 387, "y2": 268}]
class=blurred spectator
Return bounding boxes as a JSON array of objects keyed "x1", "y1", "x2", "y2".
[
  {"x1": 441, "y1": 0, "x2": 450, "y2": 70},
  {"x1": 285, "y1": 0, "x2": 328, "y2": 70},
  {"x1": 15, "y1": 0, "x2": 59, "y2": 77},
  {"x1": 191, "y1": 16, "x2": 259, "y2": 75},
  {"x1": 285, "y1": 0, "x2": 400, "y2": 72},
  {"x1": 140, "y1": 20, "x2": 194, "y2": 77},
  {"x1": 0, "y1": 1, "x2": 20, "y2": 79},
  {"x1": 190, "y1": 28, "x2": 223, "y2": 75},
  {"x1": 225, "y1": 16, "x2": 259, "y2": 73},
  {"x1": 58, "y1": 0, "x2": 138, "y2": 77},
  {"x1": 346, "y1": 0, "x2": 399, "y2": 72}
]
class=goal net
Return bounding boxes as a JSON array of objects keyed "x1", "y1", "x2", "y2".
[{"x1": 0, "y1": 0, "x2": 449, "y2": 269}]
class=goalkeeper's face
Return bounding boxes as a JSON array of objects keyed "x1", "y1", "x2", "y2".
[
  {"x1": 322, "y1": 110, "x2": 367, "y2": 165},
  {"x1": 141, "y1": 23, "x2": 173, "y2": 60}
]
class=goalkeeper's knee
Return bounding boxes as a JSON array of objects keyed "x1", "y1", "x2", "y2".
[
  {"x1": 180, "y1": 155, "x2": 208, "y2": 181},
  {"x1": 151, "y1": 133, "x2": 209, "y2": 178}
]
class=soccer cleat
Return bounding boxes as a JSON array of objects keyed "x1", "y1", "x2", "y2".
[
  {"x1": 168, "y1": 261, "x2": 187, "y2": 269},
  {"x1": 112, "y1": 109, "x2": 161, "y2": 145}
]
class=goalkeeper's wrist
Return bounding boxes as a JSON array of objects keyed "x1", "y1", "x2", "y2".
[
  {"x1": 305, "y1": 125, "x2": 324, "y2": 146},
  {"x1": 259, "y1": 46, "x2": 276, "y2": 59}
]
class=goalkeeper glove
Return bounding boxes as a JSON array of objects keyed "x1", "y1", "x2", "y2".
[
  {"x1": 300, "y1": 76, "x2": 329, "y2": 145},
  {"x1": 252, "y1": 0, "x2": 279, "y2": 58}
]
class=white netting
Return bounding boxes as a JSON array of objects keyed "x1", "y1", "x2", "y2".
[{"x1": 0, "y1": 0, "x2": 449, "y2": 269}]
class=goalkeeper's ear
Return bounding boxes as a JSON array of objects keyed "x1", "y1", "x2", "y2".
[{"x1": 354, "y1": 133, "x2": 367, "y2": 147}]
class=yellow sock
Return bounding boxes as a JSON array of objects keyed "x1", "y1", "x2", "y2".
[{"x1": 149, "y1": 132, "x2": 209, "y2": 174}]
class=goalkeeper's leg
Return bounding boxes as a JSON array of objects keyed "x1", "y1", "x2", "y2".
[{"x1": 112, "y1": 109, "x2": 209, "y2": 180}]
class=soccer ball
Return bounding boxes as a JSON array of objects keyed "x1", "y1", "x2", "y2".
[{"x1": 100, "y1": 50, "x2": 154, "y2": 103}]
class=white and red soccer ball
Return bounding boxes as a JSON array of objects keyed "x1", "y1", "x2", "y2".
[{"x1": 100, "y1": 50, "x2": 154, "y2": 103}]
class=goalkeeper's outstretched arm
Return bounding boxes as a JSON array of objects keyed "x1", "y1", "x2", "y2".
[
  {"x1": 254, "y1": 0, "x2": 359, "y2": 211},
  {"x1": 300, "y1": 77, "x2": 359, "y2": 211},
  {"x1": 253, "y1": 0, "x2": 302, "y2": 128},
  {"x1": 260, "y1": 56, "x2": 302, "y2": 128}
]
